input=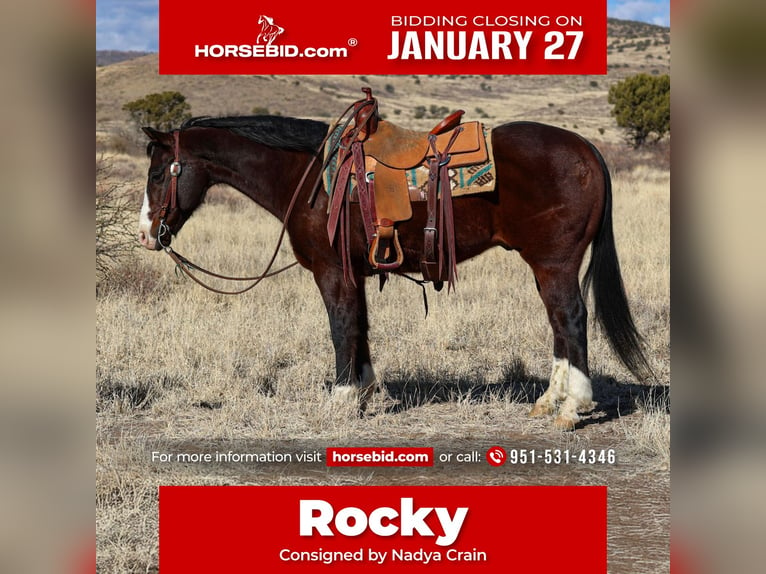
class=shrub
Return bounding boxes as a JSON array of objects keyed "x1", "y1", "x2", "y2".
[
  {"x1": 96, "y1": 156, "x2": 137, "y2": 284},
  {"x1": 122, "y1": 91, "x2": 192, "y2": 132},
  {"x1": 608, "y1": 73, "x2": 670, "y2": 148},
  {"x1": 429, "y1": 104, "x2": 449, "y2": 117}
]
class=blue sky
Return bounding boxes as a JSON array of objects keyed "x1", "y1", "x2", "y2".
[{"x1": 96, "y1": 1, "x2": 671, "y2": 51}]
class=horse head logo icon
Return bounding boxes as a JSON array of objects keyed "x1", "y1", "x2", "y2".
[{"x1": 257, "y1": 15, "x2": 285, "y2": 46}]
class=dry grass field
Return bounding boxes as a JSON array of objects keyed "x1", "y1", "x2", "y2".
[{"x1": 97, "y1": 19, "x2": 670, "y2": 574}]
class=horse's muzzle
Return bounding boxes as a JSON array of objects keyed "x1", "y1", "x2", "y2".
[{"x1": 138, "y1": 229, "x2": 163, "y2": 251}]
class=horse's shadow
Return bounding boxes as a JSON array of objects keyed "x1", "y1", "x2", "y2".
[{"x1": 377, "y1": 357, "x2": 669, "y2": 427}]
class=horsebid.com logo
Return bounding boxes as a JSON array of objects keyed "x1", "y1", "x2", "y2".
[
  {"x1": 256, "y1": 15, "x2": 284, "y2": 46},
  {"x1": 194, "y1": 14, "x2": 349, "y2": 59}
]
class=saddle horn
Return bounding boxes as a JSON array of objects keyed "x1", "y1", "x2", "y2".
[{"x1": 352, "y1": 87, "x2": 379, "y2": 141}]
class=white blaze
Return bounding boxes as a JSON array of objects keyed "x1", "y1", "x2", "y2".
[{"x1": 137, "y1": 186, "x2": 156, "y2": 248}]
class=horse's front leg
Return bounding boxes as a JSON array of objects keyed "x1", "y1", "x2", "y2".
[{"x1": 313, "y1": 264, "x2": 376, "y2": 414}]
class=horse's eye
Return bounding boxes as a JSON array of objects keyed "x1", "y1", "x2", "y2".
[{"x1": 150, "y1": 170, "x2": 164, "y2": 183}]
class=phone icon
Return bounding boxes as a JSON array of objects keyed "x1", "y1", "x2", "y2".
[{"x1": 486, "y1": 446, "x2": 506, "y2": 467}]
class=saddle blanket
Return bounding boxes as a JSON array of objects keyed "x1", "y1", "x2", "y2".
[{"x1": 322, "y1": 123, "x2": 496, "y2": 202}]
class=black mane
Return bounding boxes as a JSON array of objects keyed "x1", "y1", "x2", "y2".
[{"x1": 180, "y1": 115, "x2": 329, "y2": 153}]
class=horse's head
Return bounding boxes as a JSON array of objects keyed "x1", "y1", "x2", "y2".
[{"x1": 138, "y1": 127, "x2": 209, "y2": 250}]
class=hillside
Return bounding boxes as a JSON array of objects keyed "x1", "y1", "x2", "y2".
[
  {"x1": 96, "y1": 18, "x2": 669, "y2": 151},
  {"x1": 96, "y1": 50, "x2": 152, "y2": 67}
]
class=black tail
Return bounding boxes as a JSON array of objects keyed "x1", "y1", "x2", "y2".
[{"x1": 582, "y1": 144, "x2": 653, "y2": 381}]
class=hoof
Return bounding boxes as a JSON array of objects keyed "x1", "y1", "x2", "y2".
[
  {"x1": 553, "y1": 415, "x2": 578, "y2": 431},
  {"x1": 330, "y1": 385, "x2": 371, "y2": 417},
  {"x1": 579, "y1": 401, "x2": 597, "y2": 413},
  {"x1": 330, "y1": 385, "x2": 359, "y2": 411},
  {"x1": 330, "y1": 385, "x2": 357, "y2": 402},
  {"x1": 529, "y1": 402, "x2": 555, "y2": 417},
  {"x1": 359, "y1": 383, "x2": 377, "y2": 408}
]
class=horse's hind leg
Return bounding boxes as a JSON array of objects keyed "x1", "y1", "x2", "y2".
[
  {"x1": 528, "y1": 267, "x2": 594, "y2": 430},
  {"x1": 313, "y1": 264, "x2": 376, "y2": 414}
]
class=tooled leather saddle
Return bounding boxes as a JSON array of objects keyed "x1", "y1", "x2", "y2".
[{"x1": 325, "y1": 88, "x2": 489, "y2": 291}]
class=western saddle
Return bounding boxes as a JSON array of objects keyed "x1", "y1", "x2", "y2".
[{"x1": 324, "y1": 88, "x2": 489, "y2": 291}]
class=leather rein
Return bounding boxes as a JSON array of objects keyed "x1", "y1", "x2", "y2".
[{"x1": 156, "y1": 130, "x2": 301, "y2": 295}]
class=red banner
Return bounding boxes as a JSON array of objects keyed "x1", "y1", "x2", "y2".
[
  {"x1": 159, "y1": 485, "x2": 606, "y2": 572},
  {"x1": 159, "y1": 0, "x2": 606, "y2": 75}
]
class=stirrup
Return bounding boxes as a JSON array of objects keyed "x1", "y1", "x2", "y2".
[{"x1": 369, "y1": 220, "x2": 404, "y2": 271}]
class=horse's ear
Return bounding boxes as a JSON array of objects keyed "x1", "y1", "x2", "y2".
[{"x1": 142, "y1": 126, "x2": 170, "y2": 144}]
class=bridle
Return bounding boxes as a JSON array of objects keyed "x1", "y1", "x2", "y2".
[
  {"x1": 153, "y1": 129, "x2": 300, "y2": 295},
  {"x1": 150, "y1": 95, "x2": 392, "y2": 296},
  {"x1": 156, "y1": 130, "x2": 181, "y2": 249}
]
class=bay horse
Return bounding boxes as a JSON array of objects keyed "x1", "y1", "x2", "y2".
[{"x1": 137, "y1": 112, "x2": 650, "y2": 430}]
